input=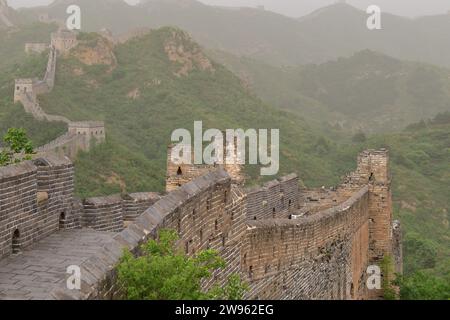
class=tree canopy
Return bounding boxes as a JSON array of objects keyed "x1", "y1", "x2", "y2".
[{"x1": 117, "y1": 229, "x2": 247, "y2": 300}]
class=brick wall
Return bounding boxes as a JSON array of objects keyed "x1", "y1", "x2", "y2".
[
  {"x1": 242, "y1": 187, "x2": 369, "y2": 300},
  {"x1": 122, "y1": 192, "x2": 161, "y2": 222},
  {"x1": 82, "y1": 195, "x2": 124, "y2": 232},
  {"x1": 246, "y1": 174, "x2": 299, "y2": 220},
  {"x1": 34, "y1": 156, "x2": 75, "y2": 237},
  {"x1": 30, "y1": 149, "x2": 397, "y2": 300},
  {"x1": 0, "y1": 155, "x2": 75, "y2": 259}
]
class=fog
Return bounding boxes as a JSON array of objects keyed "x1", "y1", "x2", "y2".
[
  {"x1": 7, "y1": 0, "x2": 450, "y2": 18},
  {"x1": 200, "y1": 0, "x2": 450, "y2": 18}
]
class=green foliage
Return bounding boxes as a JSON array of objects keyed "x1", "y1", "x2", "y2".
[
  {"x1": 212, "y1": 49, "x2": 450, "y2": 134},
  {"x1": 117, "y1": 229, "x2": 247, "y2": 300},
  {"x1": 36, "y1": 27, "x2": 352, "y2": 196},
  {"x1": 394, "y1": 271, "x2": 450, "y2": 300},
  {"x1": 1, "y1": 24, "x2": 449, "y2": 299},
  {"x1": 380, "y1": 256, "x2": 397, "y2": 300},
  {"x1": 4, "y1": 128, "x2": 34, "y2": 153},
  {"x1": 352, "y1": 132, "x2": 367, "y2": 143},
  {"x1": 403, "y1": 233, "x2": 438, "y2": 274},
  {"x1": 0, "y1": 128, "x2": 35, "y2": 166}
]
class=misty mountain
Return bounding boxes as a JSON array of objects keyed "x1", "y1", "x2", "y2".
[
  {"x1": 13, "y1": 0, "x2": 450, "y2": 68},
  {"x1": 211, "y1": 49, "x2": 450, "y2": 133},
  {"x1": 0, "y1": 19, "x2": 449, "y2": 291}
]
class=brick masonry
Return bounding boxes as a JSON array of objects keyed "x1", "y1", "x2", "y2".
[{"x1": 0, "y1": 149, "x2": 401, "y2": 299}]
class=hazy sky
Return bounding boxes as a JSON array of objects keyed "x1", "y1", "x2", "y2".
[{"x1": 7, "y1": 0, "x2": 450, "y2": 18}]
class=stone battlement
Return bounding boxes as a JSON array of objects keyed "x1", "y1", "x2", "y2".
[
  {"x1": 0, "y1": 148, "x2": 401, "y2": 299},
  {"x1": 0, "y1": 155, "x2": 163, "y2": 263},
  {"x1": 51, "y1": 29, "x2": 78, "y2": 54}
]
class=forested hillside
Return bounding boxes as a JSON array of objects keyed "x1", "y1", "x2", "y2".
[
  {"x1": 211, "y1": 49, "x2": 450, "y2": 133},
  {"x1": 0, "y1": 19, "x2": 448, "y2": 298}
]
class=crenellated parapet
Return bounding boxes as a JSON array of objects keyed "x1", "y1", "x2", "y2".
[
  {"x1": 245, "y1": 173, "x2": 300, "y2": 220},
  {"x1": 51, "y1": 29, "x2": 78, "y2": 54},
  {"x1": 0, "y1": 155, "x2": 75, "y2": 260},
  {"x1": 0, "y1": 149, "x2": 399, "y2": 300}
]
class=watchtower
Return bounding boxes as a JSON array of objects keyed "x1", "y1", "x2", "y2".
[
  {"x1": 355, "y1": 149, "x2": 393, "y2": 263},
  {"x1": 51, "y1": 29, "x2": 78, "y2": 53},
  {"x1": 68, "y1": 121, "x2": 106, "y2": 143},
  {"x1": 166, "y1": 136, "x2": 245, "y2": 192},
  {"x1": 14, "y1": 79, "x2": 34, "y2": 103}
]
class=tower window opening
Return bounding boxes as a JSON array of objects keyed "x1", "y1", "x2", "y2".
[
  {"x1": 59, "y1": 212, "x2": 66, "y2": 230},
  {"x1": 12, "y1": 229, "x2": 21, "y2": 254}
]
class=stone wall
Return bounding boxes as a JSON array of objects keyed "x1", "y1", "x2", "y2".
[
  {"x1": 51, "y1": 30, "x2": 78, "y2": 54},
  {"x1": 14, "y1": 33, "x2": 106, "y2": 160},
  {"x1": 36, "y1": 132, "x2": 89, "y2": 160},
  {"x1": 82, "y1": 195, "x2": 124, "y2": 233},
  {"x1": 49, "y1": 169, "x2": 245, "y2": 299},
  {"x1": 246, "y1": 174, "x2": 299, "y2": 220},
  {"x1": 241, "y1": 187, "x2": 369, "y2": 300},
  {"x1": 48, "y1": 149, "x2": 396, "y2": 300},
  {"x1": 0, "y1": 155, "x2": 74, "y2": 259},
  {"x1": 0, "y1": 149, "x2": 398, "y2": 300},
  {"x1": 122, "y1": 192, "x2": 161, "y2": 222},
  {"x1": 166, "y1": 143, "x2": 245, "y2": 192},
  {"x1": 166, "y1": 144, "x2": 217, "y2": 192},
  {"x1": 76, "y1": 192, "x2": 163, "y2": 233}
]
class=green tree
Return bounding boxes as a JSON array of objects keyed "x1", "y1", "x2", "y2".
[
  {"x1": 381, "y1": 255, "x2": 397, "y2": 300},
  {"x1": 117, "y1": 229, "x2": 247, "y2": 300},
  {"x1": 0, "y1": 128, "x2": 35, "y2": 167},
  {"x1": 352, "y1": 131, "x2": 367, "y2": 143},
  {"x1": 394, "y1": 271, "x2": 450, "y2": 300}
]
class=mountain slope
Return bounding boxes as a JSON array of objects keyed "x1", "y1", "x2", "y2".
[
  {"x1": 0, "y1": 23, "x2": 448, "y2": 292},
  {"x1": 14, "y1": 0, "x2": 450, "y2": 68},
  {"x1": 0, "y1": 24, "x2": 66, "y2": 146},
  {"x1": 36, "y1": 27, "x2": 352, "y2": 197},
  {"x1": 211, "y1": 49, "x2": 450, "y2": 133},
  {"x1": 369, "y1": 117, "x2": 450, "y2": 278}
]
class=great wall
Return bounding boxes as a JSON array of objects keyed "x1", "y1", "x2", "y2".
[
  {"x1": 0, "y1": 144, "x2": 402, "y2": 299},
  {"x1": 0, "y1": 21, "x2": 402, "y2": 300},
  {"x1": 14, "y1": 29, "x2": 106, "y2": 160}
]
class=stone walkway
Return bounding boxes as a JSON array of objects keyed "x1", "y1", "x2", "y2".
[{"x1": 0, "y1": 229, "x2": 114, "y2": 300}]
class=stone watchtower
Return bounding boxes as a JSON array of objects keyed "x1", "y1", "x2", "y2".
[
  {"x1": 51, "y1": 29, "x2": 78, "y2": 54},
  {"x1": 68, "y1": 121, "x2": 106, "y2": 142},
  {"x1": 166, "y1": 137, "x2": 245, "y2": 192},
  {"x1": 355, "y1": 149, "x2": 393, "y2": 263},
  {"x1": 68, "y1": 121, "x2": 106, "y2": 151},
  {"x1": 14, "y1": 79, "x2": 34, "y2": 103}
]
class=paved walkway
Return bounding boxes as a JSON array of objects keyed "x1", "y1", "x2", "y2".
[{"x1": 0, "y1": 229, "x2": 114, "y2": 300}]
